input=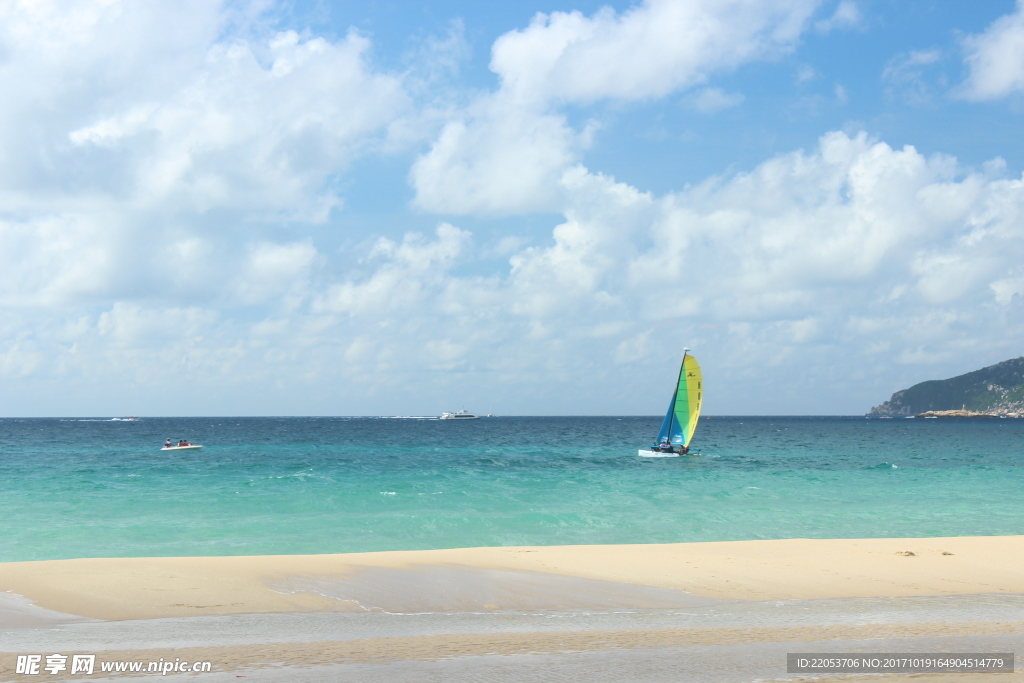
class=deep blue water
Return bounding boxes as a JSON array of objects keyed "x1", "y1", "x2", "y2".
[{"x1": 1, "y1": 416, "x2": 1021, "y2": 562}]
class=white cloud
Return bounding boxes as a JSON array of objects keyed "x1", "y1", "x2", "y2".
[
  {"x1": 795, "y1": 64, "x2": 818, "y2": 84},
  {"x1": 411, "y1": 0, "x2": 820, "y2": 215},
  {"x1": 404, "y1": 18, "x2": 472, "y2": 90},
  {"x1": 382, "y1": 131, "x2": 1024, "y2": 411},
  {"x1": 231, "y1": 241, "x2": 319, "y2": 306},
  {"x1": 409, "y1": 97, "x2": 583, "y2": 215},
  {"x1": 96, "y1": 302, "x2": 218, "y2": 349},
  {"x1": 3, "y1": 1, "x2": 1024, "y2": 417},
  {"x1": 0, "y1": 343, "x2": 44, "y2": 379},
  {"x1": 689, "y1": 87, "x2": 745, "y2": 113},
  {"x1": 287, "y1": 134, "x2": 1024, "y2": 410},
  {"x1": 491, "y1": 0, "x2": 817, "y2": 104},
  {"x1": 883, "y1": 49, "x2": 942, "y2": 102},
  {"x1": 814, "y1": 0, "x2": 862, "y2": 33},
  {"x1": 64, "y1": 28, "x2": 406, "y2": 215},
  {"x1": 0, "y1": 212, "x2": 115, "y2": 307},
  {"x1": 959, "y1": 0, "x2": 1024, "y2": 100},
  {"x1": 9, "y1": 126, "x2": 1024, "y2": 414},
  {"x1": 0, "y1": 0, "x2": 221, "y2": 193},
  {"x1": 0, "y1": 0, "x2": 410, "y2": 312},
  {"x1": 991, "y1": 272, "x2": 1024, "y2": 304},
  {"x1": 313, "y1": 224, "x2": 471, "y2": 316},
  {"x1": 884, "y1": 48, "x2": 942, "y2": 74},
  {"x1": 507, "y1": 166, "x2": 653, "y2": 319}
]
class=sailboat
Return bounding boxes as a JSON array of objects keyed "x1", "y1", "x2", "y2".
[{"x1": 638, "y1": 349, "x2": 703, "y2": 457}]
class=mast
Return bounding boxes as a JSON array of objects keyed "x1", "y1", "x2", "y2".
[{"x1": 665, "y1": 348, "x2": 688, "y2": 442}]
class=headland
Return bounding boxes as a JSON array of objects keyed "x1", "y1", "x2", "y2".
[{"x1": 869, "y1": 356, "x2": 1024, "y2": 416}]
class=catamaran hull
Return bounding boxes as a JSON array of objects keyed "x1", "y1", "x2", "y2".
[
  {"x1": 638, "y1": 449, "x2": 679, "y2": 458},
  {"x1": 161, "y1": 445, "x2": 203, "y2": 451}
]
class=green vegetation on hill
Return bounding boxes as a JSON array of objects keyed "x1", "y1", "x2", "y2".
[{"x1": 869, "y1": 356, "x2": 1024, "y2": 416}]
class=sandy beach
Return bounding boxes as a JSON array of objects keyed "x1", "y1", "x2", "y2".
[{"x1": 2, "y1": 536, "x2": 1022, "y2": 681}]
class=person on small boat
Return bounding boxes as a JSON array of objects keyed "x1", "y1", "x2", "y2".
[
  {"x1": 645, "y1": 439, "x2": 689, "y2": 454},
  {"x1": 164, "y1": 438, "x2": 172, "y2": 448}
]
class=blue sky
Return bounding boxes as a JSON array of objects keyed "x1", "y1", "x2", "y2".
[{"x1": 1, "y1": 0, "x2": 1023, "y2": 416}]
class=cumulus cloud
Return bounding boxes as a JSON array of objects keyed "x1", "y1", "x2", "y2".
[
  {"x1": 491, "y1": 0, "x2": 817, "y2": 104},
  {"x1": 64, "y1": 28, "x2": 406, "y2": 215},
  {"x1": 0, "y1": 213, "x2": 112, "y2": 307},
  {"x1": 4, "y1": 1, "x2": 1024, "y2": 417},
  {"x1": 883, "y1": 49, "x2": 942, "y2": 102},
  {"x1": 959, "y1": 0, "x2": 1024, "y2": 100},
  {"x1": 636, "y1": 133, "x2": 1018, "y2": 316},
  {"x1": 0, "y1": 343, "x2": 44, "y2": 379},
  {"x1": 409, "y1": 98, "x2": 584, "y2": 215},
  {"x1": 231, "y1": 241, "x2": 319, "y2": 306},
  {"x1": 814, "y1": 0, "x2": 862, "y2": 33},
  {"x1": 31, "y1": 130, "x2": 1023, "y2": 414},
  {"x1": 795, "y1": 64, "x2": 818, "y2": 84},
  {"x1": 314, "y1": 224, "x2": 472, "y2": 316},
  {"x1": 6, "y1": 131, "x2": 1024, "y2": 413},
  {"x1": 96, "y1": 303, "x2": 218, "y2": 350},
  {"x1": 411, "y1": 0, "x2": 820, "y2": 215},
  {"x1": 0, "y1": 0, "x2": 408, "y2": 312},
  {"x1": 370, "y1": 132, "x2": 1024, "y2": 412},
  {"x1": 688, "y1": 87, "x2": 746, "y2": 112}
]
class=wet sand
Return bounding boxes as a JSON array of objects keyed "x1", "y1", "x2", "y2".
[{"x1": 2, "y1": 537, "x2": 1022, "y2": 681}]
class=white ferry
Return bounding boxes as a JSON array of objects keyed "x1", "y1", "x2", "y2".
[{"x1": 440, "y1": 409, "x2": 479, "y2": 420}]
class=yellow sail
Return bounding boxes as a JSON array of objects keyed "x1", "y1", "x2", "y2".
[
  {"x1": 678, "y1": 354, "x2": 702, "y2": 447},
  {"x1": 656, "y1": 351, "x2": 703, "y2": 448}
]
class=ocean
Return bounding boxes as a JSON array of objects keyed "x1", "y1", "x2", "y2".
[{"x1": 1, "y1": 416, "x2": 1022, "y2": 562}]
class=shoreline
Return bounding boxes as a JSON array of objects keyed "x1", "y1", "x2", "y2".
[
  {"x1": 3, "y1": 537, "x2": 1023, "y2": 681},
  {"x1": 2, "y1": 535, "x2": 1023, "y2": 621}
]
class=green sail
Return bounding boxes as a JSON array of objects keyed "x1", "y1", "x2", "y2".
[{"x1": 657, "y1": 353, "x2": 703, "y2": 447}]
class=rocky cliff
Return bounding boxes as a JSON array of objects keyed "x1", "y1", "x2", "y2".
[{"x1": 868, "y1": 356, "x2": 1024, "y2": 416}]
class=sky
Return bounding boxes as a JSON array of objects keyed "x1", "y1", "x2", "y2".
[{"x1": 2, "y1": 0, "x2": 1023, "y2": 417}]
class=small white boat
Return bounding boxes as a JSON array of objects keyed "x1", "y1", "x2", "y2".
[
  {"x1": 440, "y1": 409, "x2": 479, "y2": 420},
  {"x1": 161, "y1": 444, "x2": 203, "y2": 451}
]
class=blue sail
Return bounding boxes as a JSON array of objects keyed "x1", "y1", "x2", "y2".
[
  {"x1": 655, "y1": 393, "x2": 685, "y2": 445},
  {"x1": 645, "y1": 351, "x2": 702, "y2": 455}
]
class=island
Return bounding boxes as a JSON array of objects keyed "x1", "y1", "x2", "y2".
[{"x1": 868, "y1": 356, "x2": 1024, "y2": 417}]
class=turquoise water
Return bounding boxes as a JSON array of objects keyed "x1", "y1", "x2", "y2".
[{"x1": 1, "y1": 416, "x2": 1022, "y2": 562}]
